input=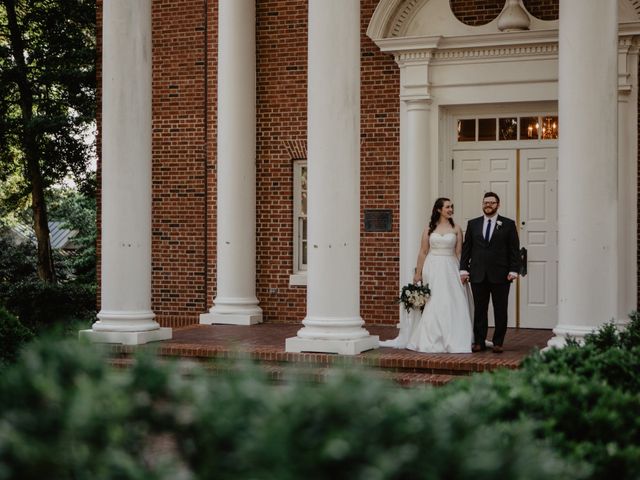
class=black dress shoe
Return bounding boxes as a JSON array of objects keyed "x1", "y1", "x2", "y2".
[
  {"x1": 492, "y1": 345, "x2": 504, "y2": 354},
  {"x1": 472, "y1": 344, "x2": 485, "y2": 353}
]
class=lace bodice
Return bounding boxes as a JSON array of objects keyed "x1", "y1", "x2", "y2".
[{"x1": 429, "y1": 232, "x2": 456, "y2": 256}]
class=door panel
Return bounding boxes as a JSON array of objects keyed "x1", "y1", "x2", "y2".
[
  {"x1": 453, "y1": 148, "x2": 558, "y2": 330},
  {"x1": 453, "y1": 150, "x2": 517, "y2": 328},
  {"x1": 519, "y1": 149, "x2": 558, "y2": 328}
]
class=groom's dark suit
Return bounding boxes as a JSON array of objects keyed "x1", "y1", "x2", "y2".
[{"x1": 460, "y1": 215, "x2": 520, "y2": 348}]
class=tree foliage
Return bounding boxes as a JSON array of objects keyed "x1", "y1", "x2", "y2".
[{"x1": 0, "y1": 0, "x2": 95, "y2": 281}]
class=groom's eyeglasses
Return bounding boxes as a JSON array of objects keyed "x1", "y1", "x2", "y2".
[{"x1": 483, "y1": 201, "x2": 498, "y2": 206}]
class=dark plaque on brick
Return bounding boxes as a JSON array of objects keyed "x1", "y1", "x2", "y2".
[{"x1": 364, "y1": 209, "x2": 392, "y2": 232}]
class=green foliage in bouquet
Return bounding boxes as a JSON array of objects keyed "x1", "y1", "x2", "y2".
[{"x1": 397, "y1": 282, "x2": 431, "y2": 313}]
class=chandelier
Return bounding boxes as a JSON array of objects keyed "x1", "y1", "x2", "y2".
[
  {"x1": 526, "y1": 116, "x2": 558, "y2": 140},
  {"x1": 541, "y1": 116, "x2": 558, "y2": 139}
]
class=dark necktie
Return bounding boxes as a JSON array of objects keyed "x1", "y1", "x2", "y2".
[{"x1": 484, "y1": 219, "x2": 491, "y2": 242}]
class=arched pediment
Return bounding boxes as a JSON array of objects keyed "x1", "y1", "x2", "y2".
[{"x1": 367, "y1": 0, "x2": 640, "y2": 41}]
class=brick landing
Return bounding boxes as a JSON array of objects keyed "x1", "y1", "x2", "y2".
[{"x1": 110, "y1": 324, "x2": 553, "y2": 386}]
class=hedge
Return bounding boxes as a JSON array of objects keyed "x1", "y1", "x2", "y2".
[{"x1": 0, "y1": 313, "x2": 638, "y2": 479}]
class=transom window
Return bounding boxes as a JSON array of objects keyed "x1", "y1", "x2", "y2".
[{"x1": 457, "y1": 115, "x2": 558, "y2": 142}]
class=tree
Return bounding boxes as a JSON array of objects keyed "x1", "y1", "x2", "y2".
[
  {"x1": 49, "y1": 176, "x2": 97, "y2": 285},
  {"x1": 0, "y1": 0, "x2": 95, "y2": 282}
]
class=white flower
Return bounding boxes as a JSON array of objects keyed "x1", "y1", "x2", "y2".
[{"x1": 496, "y1": 220, "x2": 503, "y2": 229}]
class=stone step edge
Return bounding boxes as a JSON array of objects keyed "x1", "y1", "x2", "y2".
[
  {"x1": 108, "y1": 357, "x2": 457, "y2": 387},
  {"x1": 104, "y1": 343, "x2": 520, "y2": 375}
]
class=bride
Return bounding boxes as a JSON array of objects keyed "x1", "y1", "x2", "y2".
[{"x1": 381, "y1": 198, "x2": 473, "y2": 353}]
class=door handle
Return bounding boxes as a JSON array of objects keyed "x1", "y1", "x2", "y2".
[{"x1": 519, "y1": 247, "x2": 527, "y2": 277}]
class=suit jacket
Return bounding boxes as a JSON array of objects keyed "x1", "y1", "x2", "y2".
[{"x1": 460, "y1": 215, "x2": 520, "y2": 284}]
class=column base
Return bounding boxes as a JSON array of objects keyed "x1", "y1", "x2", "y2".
[
  {"x1": 79, "y1": 327, "x2": 172, "y2": 345},
  {"x1": 285, "y1": 335, "x2": 379, "y2": 355},
  {"x1": 544, "y1": 324, "x2": 598, "y2": 350},
  {"x1": 199, "y1": 312, "x2": 263, "y2": 325}
]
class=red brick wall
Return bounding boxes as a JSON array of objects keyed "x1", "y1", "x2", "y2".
[
  {"x1": 252, "y1": 0, "x2": 401, "y2": 325},
  {"x1": 451, "y1": 0, "x2": 558, "y2": 26},
  {"x1": 523, "y1": 0, "x2": 559, "y2": 20},
  {"x1": 96, "y1": 0, "x2": 102, "y2": 311},
  {"x1": 255, "y1": 1, "x2": 308, "y2": 323},
  {"x1": 151, "y1": 0, "x2": 210, "y2": 327},
  {"x1": 450, "y1": 0, "x2": 504, "y2": 25},
  {"x1": 360, "y1": 0, "x2": 401, "y2": 324}
]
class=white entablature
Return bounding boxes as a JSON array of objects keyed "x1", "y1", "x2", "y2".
[
  {"x1": 369, "y1": 0, "x2": 640, "y2": 40},
  {"x1": 368, "y1": 0, "x2": 640, "y2": 101}
]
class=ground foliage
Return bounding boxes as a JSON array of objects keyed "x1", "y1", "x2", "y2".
[
  {"x1": 0, "y1": 314, "x2": 638, "y2": 479},
  {"x1": 0, "y1": 305, "x2": 32, "y2": 366}
]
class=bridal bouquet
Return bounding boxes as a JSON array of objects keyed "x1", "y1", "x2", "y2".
[{"x1": 398, "y1": 281, "x2": 431, "y2": 313}]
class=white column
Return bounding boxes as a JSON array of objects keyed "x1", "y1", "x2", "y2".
[
  {"x1": 617, "y1": 40, "x2": 638, "y2": 324},
  {"x1": 81, "y1": 0, "x2": 171, "y2": 345},
  {"x1": 200, "y1": 0, "x2": 262, "y2": 326},
  {"x1": 548, "y1": 0, "x2": 618, "y2": 347},
  {"x1": 392, "y1": 99, "x2": 433, "y2": 336},
  {"x1": 286, "y1": 0, "x2": 378, "y2": 355},
  {"x1": 400, "y1": 99, "x2": 432, "y2": 285}
]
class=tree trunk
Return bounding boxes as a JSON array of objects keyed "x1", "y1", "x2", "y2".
[
  {"x1": 28, "y1": 146, "x2": 56, "y2": 283},
  {"x1": 4, "y1": 0, "x2": 56, "y2": 282}
]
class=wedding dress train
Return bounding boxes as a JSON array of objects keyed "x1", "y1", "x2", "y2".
[{"x1": 381, "y1": 232, "x2": 473, "y2": 353}]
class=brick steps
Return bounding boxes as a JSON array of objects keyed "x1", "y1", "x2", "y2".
[
  {"x1": 106, "y1": 343, "x2": 513, "y2": 388},
  {"x1": 102, "y1": 323, "x2": 552, "y2": 387},
  {"x1": 108, "y1": 356, "x2": 457, "y2": 387}
]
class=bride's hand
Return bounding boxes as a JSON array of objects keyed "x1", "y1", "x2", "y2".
[{"x1": 413, "y1": 274, "x2": 422, "y2": 284}]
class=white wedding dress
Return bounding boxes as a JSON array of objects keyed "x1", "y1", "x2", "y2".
[{"x1": 381, "y1": 232, "x2": 473, "y2": 353}]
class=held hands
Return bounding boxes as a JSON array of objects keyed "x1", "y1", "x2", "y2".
[{"x1": 460, "y1": 273, "x2": 469, "y2": 284}]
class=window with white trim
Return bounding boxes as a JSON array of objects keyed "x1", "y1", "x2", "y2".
[{"x1": 293, "y1": 160, "x2": 307, "y2": 274}]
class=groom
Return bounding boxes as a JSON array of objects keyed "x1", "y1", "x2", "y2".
[{"x1": 460, "y1": 192, "x2": 520, "y2": 353}]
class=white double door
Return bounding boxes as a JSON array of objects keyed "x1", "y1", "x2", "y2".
[{"x1": 453, "y1": 148, "x2": 558, "y2": 329}]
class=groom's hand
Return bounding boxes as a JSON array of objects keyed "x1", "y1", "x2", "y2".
[
  {"x1": 507, "y1": 272, "x2": 518, "y2": 282},
  {"x1": 460, "y1": 273, "x2": 469, "y2": 284}
]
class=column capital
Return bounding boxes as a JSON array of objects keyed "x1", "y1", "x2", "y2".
[
  {"x1": 618, "y1": 35, "x2": 640, "y2": 94},
  {"x1": 403, "y1": 97, "x2": 432, "y2": 109},
  {"x1": 398, "y1": 58, "x2": 431, "y2": 101}
]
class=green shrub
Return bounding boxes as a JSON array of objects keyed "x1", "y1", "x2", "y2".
[
  {"x1": 0, "y1": 306, "x2": 33, "y2": 366},
  {"x1": 1, "y1": 315, "x2": 638, "y2": 479},
  {"x1": 0, "y1": 339, "x2": 577, "y2": 480},
  {"x1": 0, "y1": 279, "x2": 96, "y2": 332},
  {"x1": 0, "y1": 234, "x2": 37, "y2": 284},
  {"x1": 0, "y1": 339, "x2": 192, "y2": 480},
  {"x1": 450, "y1": 311, "x2": 640, "y2": 480}
]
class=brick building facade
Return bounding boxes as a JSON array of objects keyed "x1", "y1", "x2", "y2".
[{"x1": 92, "y1": 0, "x2": 638, "y2": 349}]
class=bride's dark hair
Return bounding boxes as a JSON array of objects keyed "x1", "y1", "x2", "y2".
[{"x1": 428, "y1": 197, "x2": 455, "y2": 235}]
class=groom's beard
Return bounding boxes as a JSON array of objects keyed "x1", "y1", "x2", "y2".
[{"x1": 483, "y1": 206, "x2": 498, "y2": 216}]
